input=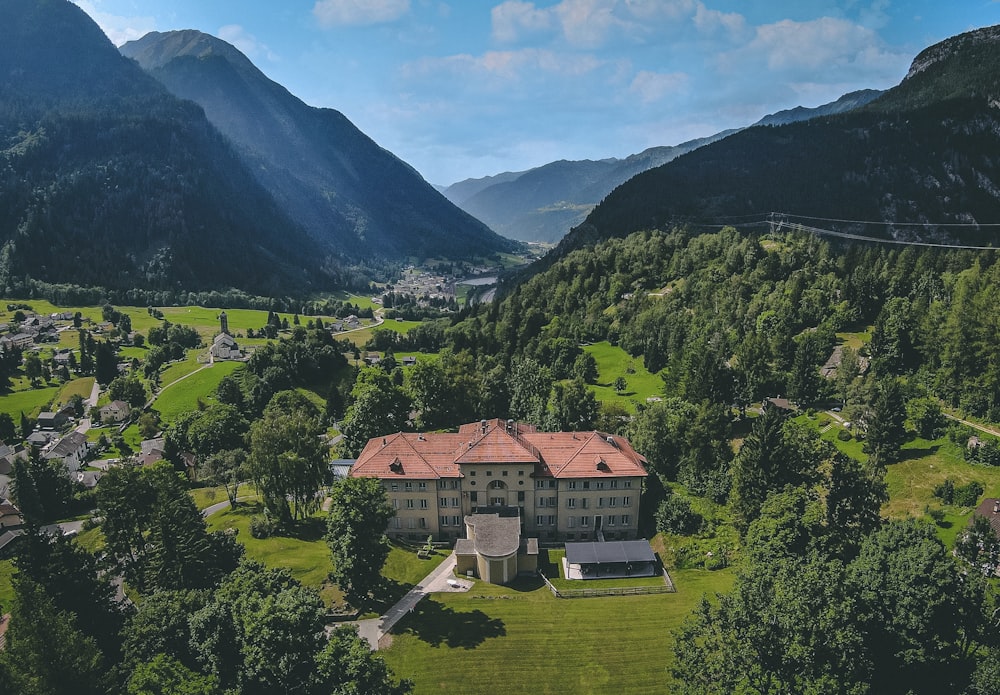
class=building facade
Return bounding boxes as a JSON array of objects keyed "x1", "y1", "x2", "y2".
[{"x1": 349, "y1": 419, "x2": 648, "y2": 542}]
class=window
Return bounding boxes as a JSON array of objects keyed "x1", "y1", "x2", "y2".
[
  {"x1": 623, "y1": 496, "x2": 631, "y2": 506},
  {"x1": 567, "y1": 481, "x2": 577, "y2": 490},
  {"x1": 595, "y1": 481, "x2": 606, "y2": 489},
  {"x1": 486, "y1": 470, "x2": 492, "y2": 477},
  {"x1": 502, "y1": 470, "x2": 508, "y2": 476},
  {"x1": 581, "y1": 498, "x2": 589, "y2": 509},
  {"x1": 407, "y1": 518, "x2": 416, "y2": 529},
  {"x1": 440, "y1": 497, "x2": 448, "y2": 507},
  {"x1": 441, "y1": 515, "x2": 449, "y2": 527},
  {"x1": 548, "y1": 496, "x2": 557, "y2": 507},
  {"x1": 470, "y1": 471, "x2": 476, "y2": 477},
  {"x1": 536, "y1": 515, "x2": 545, "y2": 525},
  {"x1": 568, "y1": 517, "x2": 576, "y2": 528},
  {"x1": 390, "y1": 482, "x2": 399, "y2": 491},
  {"x1": 451, "y1": 498, "x2": 460, "y2": 507},
  {"x1": 418, "y1": 518, "x2": 427, "y2": 529},
  {"x1": 419, "y1": 499, "x2": 428, "y2": 509},
  {"x1": 392, "y1": 499, "x2": 399, "y2": 509},
  {"x1": 536, "y1": 480, "x2": 546, "y2": 489},
  {"x1": 518, "y1": 470, "x2": 524, "y2": 476},
  {"x1": 451, "y1": 480, "x2": 459, "y2": 489},
  {"x1": 549, "y1": 480, "x2": 557, "y2": 488},
  {"x1": 438, "y1": 480, "x2": 447, "y2": 489},
  {"x1": 567, "y1": 498, "x2": 577, "y2": 508},
  {"x1": 490, "y1": 496, "x2": 505, "y2": 506},
  {"x1": 607, "y1": 515, "x2": 616, "y2": 526},
  {"x1": 470, "y1": 491, "x2": 478, "y2": 502},
  {"x1": 393, "y1": 517, "x2": 402, "y2": 529},
  {"x1": 517, "y1": 491, "x2": 525, "y2": 502},
  {"x1": 404, "y1": 482, "x2": 413, "y2": 491},
  {"x1": 537, "y1": 497, "x2": 546, "y2": 508},
  {"x1": 598, "y1": 497, "x2": 605, "y2": 508},
  {"x1": 582, "y1": 481, "x2": 590, "y2": 490},
  {"x1": 624, "y1": 480, "x2": 633, "y2": 488},
  {"x1": 451, "y1": 516, "x2": 460, "y2": 526},
  {"x1": 622, "y1": 515, "x2": 631, "y2": 525},
  {"x1": 548, "y1": 515, "x2": 556, "y2": 526},
  {"x1": 418, "y1": 482, "x2": 427, "y2": 491},
  {"x1": 406, "y1": 499, "x2": 414, "y2": 509},
  {"x1": 581, "y1": 516, "x2": 590, "y2": 527},
  {"x1": 610, "y1": 480, "x2": 619, "y2": 488}
]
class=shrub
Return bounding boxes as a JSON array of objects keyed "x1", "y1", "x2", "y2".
[
  {"x1": 704, "y1": 553, "x2": 728, "y2": 571},
  {"x1": 656, "y1": 491, "x2": 703, "y2": 536},
  {"x1": 249, "y1": 515, "x2": 275, "y2": 539},
  {"x1": 837, "y1": 429, "x2": 853, "y2": 442}
]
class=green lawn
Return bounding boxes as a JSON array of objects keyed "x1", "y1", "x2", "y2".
[
  {"x1": 54, "y1": 377, "x2": 94, "y2": 406},
  {"x1": 0, "y1": 385, "x2": 60, "y2": 420},
  {"x1": 583, "y1": 341, "x2": 663, "y2": 412},
  {"x1": 158, "y1": 350, "x2": 208, "y2": 387},
  {"x1": 0, "y1": 559, "x2": 15, "y2": 613},
  {"x1": 151, "y1": 361, "x2": 242, "y2": 423},
  {"x1": 382, "y1": 567, "x2": 734, "y2": 695},
  {"x1": 205, "y1": 502, "x2": 340, "y2": 605}
]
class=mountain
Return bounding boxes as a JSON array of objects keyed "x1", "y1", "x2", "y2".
[
  {"x1": 441, "y1": 91, "x2": 882, "y2": 244},
  {"x1": 121, "y1": 30, "x2": 517, "y2": 262},
  {"x1": 0, "y1": 0, "x2": 335, "y2": 297},
  {"x1": 552, "y1": 24, "x2": 1000, "y2": 261}
]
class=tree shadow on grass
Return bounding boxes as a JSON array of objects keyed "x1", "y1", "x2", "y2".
[
  {"x1": 898, "y1": 445, "x2": 940, "y2": 462},
  {"x1": 396, "y1": 598, "x2": 506, "y2": 649}
]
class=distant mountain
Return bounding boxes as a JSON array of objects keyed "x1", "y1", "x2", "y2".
[
  {"x1": 121, "y1": 30, "x2": 517, "y2": 262},
  {"x1": 549, "y1": 24, "x2": 1000, "y2": 262},
  {"x1": 0, "y1": 0, "x2": 335, "y2": 296},
  {"x1": 441, "y1": 91, "x2": 882, "y2": 244}
]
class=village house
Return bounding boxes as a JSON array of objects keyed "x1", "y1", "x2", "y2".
[
  {"x1": 99, "y1": 400, "x2": 131, "y2": 423},
  {"x1": 0, "y1": 500, "x2": 22, "y2": 529},
  {"x1": 42, "y1": 431, "x2": 89, "y2": 473},
  {"x1": 350, "y1": 419, "x2": 648, "y2": 544},
  {"x1": 0, "y1": 333, "x2": 34, "y2": 350}
]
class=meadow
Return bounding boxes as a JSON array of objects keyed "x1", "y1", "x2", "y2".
[{"x1": 583, "y1": 341, "x2": 662, "y2": 411}]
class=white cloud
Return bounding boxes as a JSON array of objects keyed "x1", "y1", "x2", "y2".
[
  {"x1": 313, "y1": 0, "x2": 410, "y2": 27},
  {"x1": 405, "y1": 47, "x2": 604, "y2": 83},
  {"x1": 218, "y1": 25, "x2": 279, "y2": 62},
  {"x1": 72, "y1": 0, "x2": 156, "y2": 46},
  {"x1": 629, "y1": 70, "x2": 687, "y2": 103},
  {"x1": 693, "y1": 2, "x2": 745, "y2": 36},
  {"x1": 722, "y1": 16, "x2": 908, "y2": 77},
  {"x1": 492, "y1": 1, "x2": 554, "y2": 42}
]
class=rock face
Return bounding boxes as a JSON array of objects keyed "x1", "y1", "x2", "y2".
[{"x1": 122, "y1": 30, "x2": 517, "y2": 262}]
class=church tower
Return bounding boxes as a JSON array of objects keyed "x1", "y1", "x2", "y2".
[{"x1": 219, "y1": 311, "x2": 230, "y2": 336}]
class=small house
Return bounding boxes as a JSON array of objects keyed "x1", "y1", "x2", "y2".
[
  {"x1": 42, "y1": 432, "x2": 89, "y2": 472},
  {"x1": 99, "y1": 400, "x2": 131, "y2": 423}
]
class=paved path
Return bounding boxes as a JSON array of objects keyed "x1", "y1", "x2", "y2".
[
  {"x1": 348, "y1": 553, "x2": 473, "y2": 650},
  {"x1": 944, "y1": 412, "x2": 1000, "y2": 438}
]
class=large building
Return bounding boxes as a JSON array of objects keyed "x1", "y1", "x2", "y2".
[{"x1": 349, "y1": 419, "x2": 648, "y2": 543}]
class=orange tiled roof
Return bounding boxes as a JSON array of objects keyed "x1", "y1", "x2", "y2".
[{"x1": 350, "y1": 420, "x2": 646, "y2": 480}]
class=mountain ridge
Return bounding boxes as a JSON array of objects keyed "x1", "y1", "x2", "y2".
[
  {"x1": 121, "y1": 30, "x2": 517, "y2": 262},
  {"x1": 441, "y1": 90, "x2": 881, "y2": 243}
]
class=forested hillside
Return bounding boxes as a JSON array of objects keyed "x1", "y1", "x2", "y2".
[{"x1": 538, "y1": 25, "x2": 1000, "y2": 270}]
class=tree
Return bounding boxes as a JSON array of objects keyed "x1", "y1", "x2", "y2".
[
  {"x1": 613, "y1": 375, "x2": 627, "y2": 394},
  {"x1": 908, "y1": 396, "x2": 947, "y2": 440},
  {"x1": 507, "y1": 357, "x2": 552, "y2": 425},
  {"x1": 572, "y1": 352, "x2": 599, "y2": 383},
  {"x1": 23, "y1": 353, "x2": 42, "y2": 384},
  {"x1": 326, "y1": 477, "x2": 395, "y2": 607},
  {"x1": 545, "y1": 377, "x2": 598, "y2": 431},
  {"x1": 127, "y1": 654, "x2": 218, "y2": 695},
  {"x1": 94, "y1": 340, "x2": 118, "y2": 385},
  {"x1": 0, "y1": 412, "x2": 16, "y2": 442},
  {"x1": 405, "y1": 359, "x2": 453, "y2": 430},
  {"x1": 108, "y1": 375, "x2": 147, "y2": 409},
  {"x1": 138, "y1": 411, "x2": 160, "y2": 440},
  {"x1": 863, "y1": 377, "x2": 909, "y2": 466},
  {"x1": 249, "y1": 400, "x2": 328, "y2": 524},
  {"x1": 339, "y1": 368, "x2": 411, "y2": 458},
  {"x1": 0, "y1": 578, "x2": 106, "y2": 695},
  {"x1": 202, "y1": 449, "x2": 247, "y2": 508},
  {"x1": 122, "y1": 590, "x2": 211, "y2": 675}
]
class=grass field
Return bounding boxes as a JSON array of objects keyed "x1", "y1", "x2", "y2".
[
  {"x1": 382, "y1": 567, "x2": 734, "y2": 695},
  {"x1": 583, "y1": 341, "x2": 663, "y2": 411},
  {"x1": 0, "y1": 559, "x2": 14, "y2": 612},
  {"x1": 151, "y1": 360, "x2": 242, "y2": 422},
  {"x1": 55, "y1": 377, "x2": 94, "y2": 406},
  {"x1": 158, "y1": 350, "x2": 208, "y2": 387},
  {"x1": 0, "y1": 385, "x2": 60, "y2": 420}
]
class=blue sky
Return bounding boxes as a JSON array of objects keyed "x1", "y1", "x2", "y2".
[{"x1": 75, "y1": 1, "x2": 1000, "y2": 185}]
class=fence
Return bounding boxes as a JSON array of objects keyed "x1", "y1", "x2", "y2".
[{"x1": 538, "y1": 570, "x2": 677, "y2": 598}]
